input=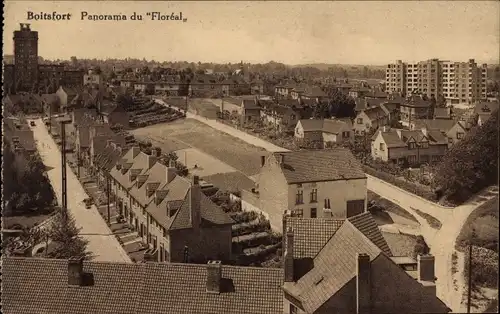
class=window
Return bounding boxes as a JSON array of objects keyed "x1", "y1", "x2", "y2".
[
  {"x1": 379, "y1": 143, "x2": 385, "y2": 151},
  {"x1": 342, "y1": 131, "x2": 350, "y2": 138},
  {"x1": 291, "y1": 114, "x2": 296, "y2": 120},
  {"x1": 290, "y1": 304, "x2": 298, "y2": 314},
  {"x1": 408, "y1": 142, "x2": 416, "y2": 149},
  {"x1": 292, "y1": 209, "x2": 303, "y2": 218},
  {"x1": 357, "y1": 118, "x2": 363, "y2": 124},
  {"x1": 310, "y1": 208, "x2": 317, "y2": 218},
  {"x1": 457, "y1": 132, "x2": 464, "y2": 139},
  {"x1": 310, "y1": 189, "x2": 318, "y2": 203},
  {"x1": 295, "y1": 190, "x2": 303, "y2": 204},
  {"x1": 420, "y1": 141, "x2": 429, "y2": 148}
]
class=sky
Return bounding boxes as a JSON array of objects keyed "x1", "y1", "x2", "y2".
[{"x1": 3, "y1": 1, "x2": 499, "y2": 65}]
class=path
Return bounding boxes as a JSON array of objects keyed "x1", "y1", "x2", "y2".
[{"x1": 29, "y1": 118, "x2": 132, "y2": 263}]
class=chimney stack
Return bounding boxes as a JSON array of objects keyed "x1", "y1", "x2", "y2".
[
  {"x1": 260, "y1": 155, "x2": 266, "y2": 167},
  {"x1": 147, "y1": 155, "x2": 157, "y2": 169},
  {"x1": 68, "y1": 256, "x2": 84, "y2": 286},
  {"x1": 131, "y1": 146, "x2": 141, "y2": 158},
  {"x1": 166, "y1": 160, "x2": 177, "y2": 184},
  {"x1": 190, "y1": 176, "x2": 201, "y2": 229},
  {"x1": 284, "y1": 226, "x2": 295, "y2": 282},
  {"x1": 278, "y1": 154, "x2": 285, "y2": 165},
  {"x1": 323, "y1": 198, "x2": 332, "y2": 218},
  {"x1": 206, "y1": 260, "x2": 222, "y2": 294},
  {"x1": 417, "y1": 254, "x2": 435, "y2": 282},
  {"x1": 356, "y1": 253, "x2": 371, "y2": 314}
]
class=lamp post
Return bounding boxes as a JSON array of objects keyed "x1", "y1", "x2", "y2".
[
  {"x1": 56, "y1": 116, "x2": 72, "y2": 217},
  {"x1": 467, "y1": 228, "x2": 476, "y2": 313}
]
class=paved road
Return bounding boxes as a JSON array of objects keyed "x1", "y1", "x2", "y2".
[
  {"x1": 30, "y1": 118, "x2": 131, "y2": 263},
  {"x1": 155, "y1": 103, "x2": 499, "y2": 312}
]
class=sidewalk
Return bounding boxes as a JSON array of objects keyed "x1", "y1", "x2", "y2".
[{"x1": 31, "y1": 118, "x2": 132, "y2": 263}]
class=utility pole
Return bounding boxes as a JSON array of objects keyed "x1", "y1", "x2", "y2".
[
  {"x1": 106, "y1": 173, "x2": 111, "y2": 224},
  {"x1": 60, "y1": 121, "x2": 68, "y2": 217},
  {"x1": 467, "y1": 228, "x2": 476, "y2": 313}
]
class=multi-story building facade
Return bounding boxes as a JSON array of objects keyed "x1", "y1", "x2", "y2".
[
  {"x1": 13, "y1": 23, "x2": 38, "y2": 91},
  {"x1": 257, "y1": 149, "x2": 367, "y2": 231},
  {"x1": 386, "y1": 59, "x2": 487, "y2": 105}
]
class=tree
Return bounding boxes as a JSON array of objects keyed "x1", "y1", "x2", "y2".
[
  {"x1": 46, "y1": 210, "x2": 90, "y2": 259},
  {"x1": 432, "y1": 109, "x2": 498, "y2": 204}
]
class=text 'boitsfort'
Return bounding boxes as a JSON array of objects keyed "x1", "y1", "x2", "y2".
[{"x1": 27, "y1": 11, "x2": 187, "y2": 22}]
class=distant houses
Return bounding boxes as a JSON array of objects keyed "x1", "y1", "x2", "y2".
[{"x1": 295, "y1": 118, "x2": 354, "y2": 147}]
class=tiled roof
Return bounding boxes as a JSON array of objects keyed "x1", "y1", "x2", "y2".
[
  {"x1": 298, "y1": 119, "x2": 350, "y2": 135},
  {"x1": 168, "y1": 188, "x2": 234, "y2": 230},
  {"x1": 347, "y1": 212, "x2": 392, "y2": 256},
  {"x1": 413, "y1": 119, "x2": 457, "y2": 132},
  {"x1": 433, "y1": 107, "x2": 452, "y2": 119},
  {"x1": 365, "y1": 90, "x2": 388, "y2": 99},
  {"x1": 380, "y1": 102, "x2": 399, "y2": 114},
  {"x1": 283, "y1": 221, "x2": 382, "y2": 313},
  {"x1": 363, "y1": 105, "x2": 388, "y2": 120},
  {"x1": 2, "y1": 257, "x2": 284, "y2": 314},
  {"x1": 285, "y1": 218, "x2": 344, "y2": 259},
  {"x1": 128, "y1": 161, "x2": 167, "y2": 207},
  {"x1": 426, "y1": 130, "x2": 448, "y2": 145},
  {"x1": 379, "y1": 130, "x2": 406, "y2": 147},
  {"x1": 10, "y1": 130, "x2": 36, "y2": 152},
  {"x1": 303, "y1": 86, "x2": 327, "y2": 98},
  {"x1": 242, "y1": 99, "x2": 260, "y2": 110},
  {"x1": 273, "y1": 149, "x2": 366, "y2": 184}
]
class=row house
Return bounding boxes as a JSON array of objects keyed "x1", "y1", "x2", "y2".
[
  {"x1": 354, "y1": 106, "x2": 390, "y2": 135},
  {"x1": 371, "y1": 127, "x2": 448, "y2": 165},
  {"x1": 260, "y1": 100, "x2": 303, "y2": 132},
  {"x1": 134, "y1": 81, "x2": 155, "y2": 95},
  {"x1": 289, "y1": 85, "x2": 328, "y2": 103},
  {"x1": 221, "y1": 77, "x2": 251, "y2": 96},
  {"x1": 275, "y1": 82, "x2": 297, "y2": 99},
  {"x1": 4, "y1": 212, "x2": 449, "y2": 313},
  {"x1": 257, "y1": 149, "x2": 367, "y2": 231},
  {"x1": 410, "y1": 119, "x2": 469, "y2": 146},
  {"x1": 189, "y1": 75, "x2": 224, "y2": 97},
  {"x1": 240, "y1": 99, "x2": 261, "y2": 125},
  {"x1": 348, "y1": 87, "x2": 371, "y2": 99},
  {"x1": 294, "y1": 118, "x2": 354, "y2": 148},
  {"x1": 154, "y1": 81, "x2": 181, "y2": 96},
  {"x1": 109, "y1": 147, "x2": 234, "y2": 263}
]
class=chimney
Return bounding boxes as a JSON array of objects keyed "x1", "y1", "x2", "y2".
[
  {"x1": 183, "y1": 246, "x2": 189, "y2": 263},
  {"x1": 155, "y1": 189, "x2": 168, "y2": 205},
  {"x1": 137, "y1": 174, "x2": 148, "y2": 188},
  {"x1": 356, "y1": 253, "x2": 371, "y2": 314},
  {"x1": 284, "y1": 226, "x2": 295, "y2": 282},
  {"x1": 189, "y1": 176, "x2": 201, "y2": 229},
  {"x1": 147, "y1": 155, "x2": 157, "y2": 169},
  {"x1": 131, "y1": 146, "x2": 141, "y2": 158},
  {"x1": 68, "y1": 256, "x2": 84, "y2": 286},
  {"x1": 166, "y1": 160, "x2": 177, "y2": 184},
  {"x1": 260, "y1": 155, "x2": 266, "y2": 167},
  {"x1": 278, "y1": 154, "x2": 285, "y2": 165},
  {"x1": 323, "y1": 198, "x2": 332, "y2": 217},
  {"x1": 206, "y1": 260, "x2": 222, "y2": 294},
  {"x1": 417, "y1": 254, "x2": 435, "y2": 282},
  {"x1": 146, "y1": 183, "x2": 157, "y2": 197},
  {"x1": 418, "y1": 254, "x2": 437, "y2": 296}
]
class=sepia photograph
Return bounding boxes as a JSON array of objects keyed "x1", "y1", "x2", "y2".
[{"x1": 2, "y1": 1, "x2": 499, "y2": 313}]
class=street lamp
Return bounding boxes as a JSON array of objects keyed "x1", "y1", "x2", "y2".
[{"x1": 55, "y1": 116, "x2": 72, "y2": 216}]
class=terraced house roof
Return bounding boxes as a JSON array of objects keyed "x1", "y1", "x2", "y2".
[
  {"x1": 2, "y1": 258, "x2": 284, "y2": 314},
  {"x1": 298, "y1": 119, "x2": 350, "y2": 135},
  {"x1": 273, "y1": 149, "x2": 366, "y2": 184}
]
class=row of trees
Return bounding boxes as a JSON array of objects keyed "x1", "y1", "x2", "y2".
[{"x1": 3, "y1": 143, "x2": 56, "y2": 216}]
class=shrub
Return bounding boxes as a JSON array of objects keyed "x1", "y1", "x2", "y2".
[
  {"x1": 413, "y1": 235, "x2": 430, "y2": 259},
  {"x1": 364, "y1": 165, "x2": 438, "y2": 202},
  {"x1": 464, "y1": 246, "x2": 498, "y2": 289}
]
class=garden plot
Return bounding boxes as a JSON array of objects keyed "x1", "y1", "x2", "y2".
[{"x1": 174, "y1": 148, "x2": 237, "y2": 177}]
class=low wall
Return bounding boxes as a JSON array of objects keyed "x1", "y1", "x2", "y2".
[{"x1": 231, "y1": 189, "x2": 270, "y2": 221}]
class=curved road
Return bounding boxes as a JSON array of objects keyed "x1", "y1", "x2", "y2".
[
  {"x1": 29, "y1": 118, "x2": 131, "y2": 263},
  {"x1": 157, "y1": 99, "x2": 498, "y2": 312}
]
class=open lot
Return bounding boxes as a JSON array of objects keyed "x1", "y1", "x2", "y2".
[
  {"x1": 175, "y1": 148, "x2": 238, "y2": 177},
  {"x1": 131, "y1": 119, "x2": 267, "y2": 177}
]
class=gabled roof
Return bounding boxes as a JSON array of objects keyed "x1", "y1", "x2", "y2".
[
  {"x1": 298, "y1": 119, "x2": 350, "y2": 135},
  {"x1": 242, "y1": 99, "x2": 260, "y2": 110},
  {"x1": 168, "y1": 187, "x2": 234, "y2": 230},
  {"x1": 2, "y1": 257, "x2": 284, "y2": 314},
  {"x1": 347, "y1": 212, "x2": 392, "y2": 256},
  {"x1": 285, "y1": 218, "x2": 344, "y2": 259},
  {"x1": 413, "y1": 119, "x2": 458, "y2": 132},
  {"x1": 283, "y1": 220, "x2": 383, "y2": 313},
  {"x1": 303, "y1": 86, "x2": 327, "y2": 98},
  {"x1": 272, "y1": 149, "x2": 366, "y2": 184},
  {"x1": 362, "y1": 105, "x2": 389, "y2": 120},
  {"x1": 128, "y1": 161, "x2": 167, "y2": 207}
]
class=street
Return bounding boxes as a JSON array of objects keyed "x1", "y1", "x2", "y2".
[{"x1": 29, "y1": 118, "x2": 132, "y2": 263}]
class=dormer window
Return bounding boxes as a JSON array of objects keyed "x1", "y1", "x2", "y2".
[
  {"x1": 408, "y1": 142, "x2": 416, "y2": 150},
  {"x1": 420, "y1": 141, "x2": 429, "y2": 148}
]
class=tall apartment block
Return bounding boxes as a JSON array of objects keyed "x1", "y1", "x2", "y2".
[
  {"x1": 13, "y1": 23, "x2": 39, "y2": 91},
  {"x1": 386, "y1": 58, "x2": 487, "y2": 105}
]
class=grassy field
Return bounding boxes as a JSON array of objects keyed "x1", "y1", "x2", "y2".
[
  {"x1": 411, "y1": 207, "x2": 442, "y2": 230},
  {"x1": 131, "y1": 119, "x2": 267, "y2": 177},
  {"x1": 368, "y1": 191, "x2": 419, "y2": 223},
  {"x1": 456, "y1": 196, "x2": 499, "y2": 252},
  {"x1": 188, "y1": 99, "x2": 220, "y2": 119}
]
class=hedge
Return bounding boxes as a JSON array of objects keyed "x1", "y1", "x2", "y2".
[{"x1": 363, "y1": 165, "x2": 438, "y2": 202}]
